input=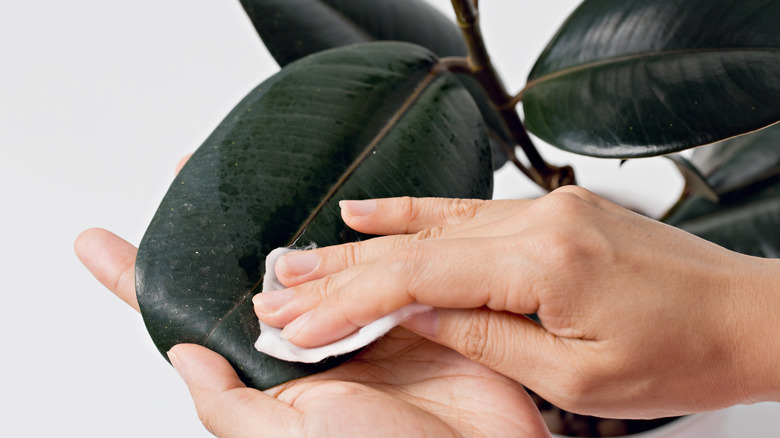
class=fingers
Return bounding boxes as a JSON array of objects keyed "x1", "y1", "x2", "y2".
[
  {"x1": 168, "y1": 344, "x2": 303, "y2": 438},
  {"x1": 275, "y1": 197, "x2": 532, "y2": 287},
  {"x1": 403, "y1": 307, "x2": 560, "y2": 389},
  {"x1": 74, "y1": 228, "x2": 140, "y2": 311},
  {"x1": 340, "y1": 197, "x2": 527, "y2": 236},
  {"x1": 275, "y1": 231, "x2": 447, "y2": 287},
  {"x1": 175, "y1": 153, "x2": 193, "y2": 175},
  {"x1": 74, "y1": 153, "x2": 193, "y2": 311},
  {"x1": 269, "y1": 237, "x2": 541, "y2": 348},
  {"x1": 275, "y1": 235, "x2": 417, "y2": 287}
]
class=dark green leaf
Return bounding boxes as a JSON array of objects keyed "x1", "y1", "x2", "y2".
[
  {"x1": 239, "y1": 0, "x2": 465, "y2": 67},
  {"x1": 238, "y1": 0, "x2": 511, "y2": 168},
  {"x1": 664, "y1": 175, "x2": 780, "y2": 258},
  {"x1": 690, "y1": 123, "x2": 780, "y2": 195},
  {"x1": 523, "y1": 0, "x2": 780, "y2": 158},
  {"x1": 135, "y1": 42, "x2": 493, "y2": 390}
]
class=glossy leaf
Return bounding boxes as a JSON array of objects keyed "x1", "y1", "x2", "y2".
[
  {"x1": 664, "y1": 176, "x2": 780, "y2": 258},
  {"x1": 664, "y1": 123, "x2": 780, "y2": 257},
  {"x1": 239, "y1": 0, "x2": 465, "y2": 67},
  {"x1": 690, "y1": 123, "x2": 780, "y2": 195},
  {"x1": 135, "y1": 42, "x2": 492, "y2": 390},
  {"x1": 238, "y1": 0, "x2": 511, "y2": 168},
  {"x1": 523, "y1": 0, "x2": 780, "y2": 158}
]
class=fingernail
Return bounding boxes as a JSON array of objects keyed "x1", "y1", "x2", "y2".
[
  {"x1": 167, "y1": 349, "x2": 189, "y2": 384},
  {"x1": 339, "y1": 200, "x2": 378, "y2": 217},
  {"x1": 281, "y1": 309, "x2": 314, "y2": 340},
  {"x1": 403, "y1": 309, "x2": 438, "y2": 338},
  {"x1": 253, "y1": 289, "x2": 294, "y2": 314},
  {"x1": 278, "y1": 252, "x2": 319, "y2": 277}
]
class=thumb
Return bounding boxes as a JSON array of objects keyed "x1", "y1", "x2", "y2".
[
  {"x1": 402, "y1": 308, "x2": 559, "y2": 387},
  {"x1": 167, "y1": 344, "x2": 303, "y2": 438}
]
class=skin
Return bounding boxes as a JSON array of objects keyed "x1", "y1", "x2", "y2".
[
  {"x1": 255, "y1": 188, "x2": 780, "y2": 419},
  {"x1": 73, "y1": 157, "x2": 550, "y2": 438}
]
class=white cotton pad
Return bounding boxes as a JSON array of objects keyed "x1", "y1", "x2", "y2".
[{"x1": 254, "y1": 247, "x2": 432, "y2": 363}]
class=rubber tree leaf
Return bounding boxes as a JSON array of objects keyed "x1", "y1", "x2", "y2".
[
  {"x1": 664, "y1": 176, "x2": 780, "y2": 258},
  {"x1": 522, "y1": 0, "x2": 780, "y2": 158},
  {"x1": 689, "y1": 123, "x2": 780, "y2": 195},
  {"x1": 238, "y1": 0, "x2": 511, "y2": 168},
  {"x1": 135, "y1": 42, "x2": 492, "y2": 390}
]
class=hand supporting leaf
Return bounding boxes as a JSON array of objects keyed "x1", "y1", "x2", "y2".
[
  {"x1": 135, "y1": 42, "x2": 493, "y2": 390},
  {"x1": 74, "y1": 226, "x2": 550, "y2": 438}
]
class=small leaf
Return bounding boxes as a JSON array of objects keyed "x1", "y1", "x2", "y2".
[
  {"x1": 238, "y1": 0, "x2": 512, "y2": 168},
  {"x1": 135, "y1": 42, "x2": 492, "y2": 390},
  {"x1": 664, "y1": 175, "x2": 780, "y2": 258},
  {"x1": 239, "y1": 0, "x2": 466, "y2": 67},
  {"x1": 690, "y1": 123, "x2": 780, "y2": 195},
  {"x1": 523, "y1": 0, "x2": 780, "y2": 158}
]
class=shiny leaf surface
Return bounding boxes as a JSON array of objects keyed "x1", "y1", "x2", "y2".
[
  {"x1": 690, "y1": 123, "x2": 780, "y2": 195},
  {"x1": 135, "y1": 42, "x2": 492, "y2": 390},
  {"x1": 665, "y1": 176, "x2": 780, "y2": 258},
  {"x1": 665, "y1": 123, "x2": 780, "y2": 257},
  {"x1": 523, "y1": 0, "x2": 780, "y2": 158},
  {"x1": 238, "y1": 0, "x2": 511, "y2": 167},
  {"x1": 239, "y1": 0, "x2": 465, "y2": 67}
]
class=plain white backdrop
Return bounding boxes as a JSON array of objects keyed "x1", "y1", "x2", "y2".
[{"x1": 0, "y1": 0, "x2": 776, "y2": 436}]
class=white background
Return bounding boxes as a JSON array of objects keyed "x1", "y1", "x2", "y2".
[{"x1": 0, "y1": 0, "x2": 776, "y2": 436}]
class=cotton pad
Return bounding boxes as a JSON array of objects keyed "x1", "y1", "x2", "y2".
[{"x1": 254, "y1": 247, "x2": 433, "y2": 363}]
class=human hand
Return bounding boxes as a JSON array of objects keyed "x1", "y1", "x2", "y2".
[
  {"x1": 254, "y1": 187, "x2": 780, "y2": 419},
  {"x1": 73, "y1": 159, "x2": 549, "y2": 438}
]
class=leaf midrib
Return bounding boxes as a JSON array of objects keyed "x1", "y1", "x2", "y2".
[
  {"x1": 522, "y1": 47, "x2": 780, "y2": 99},
  {"x1": 201, "y1": 62, "x2": 446, "y2": 347},
  {"x1": 285, "y1": 64, "x2": 444, "y2": 246}
]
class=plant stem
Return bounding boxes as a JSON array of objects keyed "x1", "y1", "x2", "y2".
[{"x1": 448, "y1": 0, "x2": 575, "y2": 190}]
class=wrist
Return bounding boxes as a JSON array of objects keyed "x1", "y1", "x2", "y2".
[{"x1": 727, "y1": 255, "x2": 780, "y2": 405}]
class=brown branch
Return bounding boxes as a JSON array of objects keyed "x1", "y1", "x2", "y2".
[{"x1": 448, "y1": 0, "x2": 575, "y2": 190}]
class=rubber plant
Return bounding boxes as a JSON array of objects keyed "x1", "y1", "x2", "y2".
[{"x1": 134, "y1": 0, "x2": 780, "y2": 436}]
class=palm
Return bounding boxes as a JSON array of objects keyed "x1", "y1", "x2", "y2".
[
  {"x1": 75, "y1": 228, "x2": 547, "y2": 437},
  {"x1": 272, "y1": 329, "x2": 541, "y2": 437}
]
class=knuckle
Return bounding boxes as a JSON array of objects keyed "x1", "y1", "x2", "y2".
[
  {"x1": 411, "y1": 226, "x2": 444, "y2": 241},
  {"x1": 551, "y1": 185, "x2": 596, "y2": 201},
  {"x1": 398, "y1": 196, "x2": 421, "y2": 224},
  {"x1": 444, "y1": 198, "x2": 483, "y2": 222},
  {"x1": 537, "y1": 226, "x2": 586, "y2": 266},
  {"x1": 339, "y1": 242, "x2": 361, "y2": 268},
  {"x1": 457, "y1": 312, "x2": 502, "y2": 368},
  {"x1": 530, "y1": 186, "x2": 597, "y2": 220},
  {"x1": 386, "y1": 244, "x2": 429, "y2": 299},
  {"x1": 316, "y1": 274, "x2": 340, "y2": 300}
]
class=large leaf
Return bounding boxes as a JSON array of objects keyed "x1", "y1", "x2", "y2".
[
  {"x1": 522, "y1": 0, "x2": 780, "y2": 158},
  {"x1": 135, "y1": 42, "x2": 492, "y2": 390},
  {"x1": 238, "y1": 0, "x2": 511, "y2": 168}
]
